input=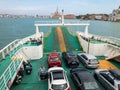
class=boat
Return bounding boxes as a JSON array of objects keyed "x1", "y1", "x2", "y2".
[{"x1": 0, "y1": 10, "x2": 120, "y2": 90}]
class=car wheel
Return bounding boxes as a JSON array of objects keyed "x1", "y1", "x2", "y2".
[{"x1": 94, "y1": 73, "x2": 97, "y2": 79}]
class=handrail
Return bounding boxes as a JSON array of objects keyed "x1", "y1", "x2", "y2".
[
  {"x1": 0, "y1": 34, "x2": 37, "y2": 90},
  {"x1": 0, "y1": 33, "x2": 42, "y2": 90},
  {"x1": 0, "y1": 34, "x2": 37, "y2": 60},
  {"x1": 35, "y1": 20, "x2": 89, "y2": 25},
  {"x1": 0, "y1": 59, "x2": 23, "y2": 90},
  {"x1": 0, "y1": 39, "x2": 20, "y2": 60},
  {"x1": 77, "y1": 31, "x2": 120, "y2": 47}
]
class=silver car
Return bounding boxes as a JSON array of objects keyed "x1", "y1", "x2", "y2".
[
  {"x1": 48, "y1": 67, "x2": 70, "y2": 90},
  {"x1": 94, "y1": 69, "x2": 120, "y2": 90},
  {"x1": 77, "y1": 53, "x2": 99, "y2": 68}
]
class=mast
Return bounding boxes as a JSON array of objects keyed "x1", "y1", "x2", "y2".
[{"x1": 61, "y1": 9, "x2": 64, "y2": 25}]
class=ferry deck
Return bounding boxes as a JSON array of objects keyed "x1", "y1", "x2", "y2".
[{"x1": 5, "y1": 26, "x2": 119, "y2": 90}]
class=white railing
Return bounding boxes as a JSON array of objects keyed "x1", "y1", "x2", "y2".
[
  {"x1": 35, "y1": 20, "x2": 61, "y2": 24},
  {"x1": 0, "y1": 59, "x2": 23, "y2": 90},
  {"x1": 20, "y1": 34, "x2": 36, "y2": 45},
  {"x1": 77, "y1": 31, "x2": 120, "y2": 47},
  {"x1": 35, "y1": 20, "x2": 89, "y2": 25},
  {"x1": 0, "y1": 34, "x2": 37, "y2": 90},
  {"x1": 0, "y1": 34, "x2": 37, "y2": 60},
  {"x1": 0, "y1": 39, "x2": 20, "y2": 60}
]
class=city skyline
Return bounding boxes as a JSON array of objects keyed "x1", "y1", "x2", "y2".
[{"x1": 0, "y1": 0, "x2": 120, "y2": 15}]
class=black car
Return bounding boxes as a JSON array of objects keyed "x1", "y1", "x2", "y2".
[
  {"x1": 62, "y1": 51, "x2": 79, "y2": 68},
  {"x1": 70, "y1": 67, "x2": 100, "y2": 90}
]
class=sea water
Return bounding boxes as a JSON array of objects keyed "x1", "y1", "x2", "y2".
[{"x1": 0, "y1": 18, "x2": 120, "y2": 49}]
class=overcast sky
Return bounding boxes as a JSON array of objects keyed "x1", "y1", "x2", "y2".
[{"x1": 0, "y1": 0, "x2": 120, "y2": 15}]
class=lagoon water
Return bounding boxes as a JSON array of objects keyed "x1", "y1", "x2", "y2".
[{"x1": 0, "y1": 18, "x2": 120, "y2": 49}]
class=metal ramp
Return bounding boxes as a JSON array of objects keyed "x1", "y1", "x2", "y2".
[
  {"x1": 105, "y1": 44, "x2": 120, "y2": 62},
  {"x1": 106, "y1": 55, "x2": 120, "y2": 61}
]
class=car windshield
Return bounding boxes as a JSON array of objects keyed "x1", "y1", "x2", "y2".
[
  {"x1": 53, "y1": 71, "x2": 64, "y2": 80},
  {"x1": 51, "y1": 58, "x2": 59, "y2": 62},
  {"x1": 52, "y1": 83, "x2": 68, "y2": 90},
  {"x1": 83, "y1": 82, "x2": 99, "y2": 90}
]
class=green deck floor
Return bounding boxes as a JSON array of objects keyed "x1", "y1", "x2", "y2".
[
  {"x1": 61, "y1": 27, "x2": 83, "y2": 51},
  {"x1": 0, "y1": 45, "x2": 21, "y2": 76},
  {"x1": 11, "y1": 53, "x2": 107, "y2": 90},
  {"x1": 44, "y1": 27, "x2": 60, "y2": 53},
  {"x1": 3, "y1": 27, "x2": 120, "y2": 90}
]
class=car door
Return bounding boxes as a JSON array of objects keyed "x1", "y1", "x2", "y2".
[
  {"x1": 81, "y1": 55, "x2": 88, "y2": 65},
  {"x1": 100, "y1": 73, "x2": 114, "y2": 90},
  {"x1": 78, "y1": 54, "x2": 84, "y2": 64},
  {"x1": 48, "y1": 73, "x2": 52, "y2": 89},
  {"x1": 72, "y1": 73, "x2": 82, "y2": 89}
]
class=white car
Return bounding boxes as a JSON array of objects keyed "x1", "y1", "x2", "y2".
[
  {"x1": 77, "y1": 53, "x2": 99, "y2": 68},
  {"x1": 94, "y1": 69, "x2": 120, "y2": 90},
  {"x1": 48, "y1": 67, "x2": 70, "y2": 90}
]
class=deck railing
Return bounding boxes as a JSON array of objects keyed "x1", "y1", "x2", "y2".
[
  {"x1": 0, "y1": 34, "x2": 37, "y2": 60},
  {"x1": 35, "y1": 20, "x2": 89, "y2": 25},
  {"x1": 77, "y1": 31, "x2": 120, "y2": 47},
  {"x1": 0, "y1": 59, "x2": 23, "y2": 90},
  {"x1": 0, "y1": 39, "x2": 20, "y2": 60},
  {"x1": 0, "y1": 34, "x2": 37, "y2": 90}
]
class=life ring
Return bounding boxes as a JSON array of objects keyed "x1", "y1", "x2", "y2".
[{"x1": 8, "y1": 80, "x2": 11, "y2": 90}]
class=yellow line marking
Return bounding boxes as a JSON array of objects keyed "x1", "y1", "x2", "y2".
[
  {"x1": 97, "y1": 60, "x2": 119, "y2": 70},
  {"x1": 56, "y1": 27, "x2": 66, "y2": 52}
]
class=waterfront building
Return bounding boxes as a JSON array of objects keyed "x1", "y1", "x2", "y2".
[
  {"x1": 51, "y1": 8, "x2": 76, "y2": 19},
  {"x1": 109, "y1": 6, "x2": 120, "y2": 22}
]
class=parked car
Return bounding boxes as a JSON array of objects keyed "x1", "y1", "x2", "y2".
[
  {"x1": 77, "y1": 53, "x2": 99, "y2": 68},
  {"x1": 48, "y1": 52, "x2": 62, "y2": 67},
  {"x1": 70, "y1": 67, "x2": 100, "y2": 90},
  {"x1": 48, "y1": 67, "x2": 70, "y2": 90},
  {"x1": 94, "y1": 69, "x2": 120, "y2": 90},
  {"x1": 62, "y1": 51, "x2": 79, "y2": 68}
]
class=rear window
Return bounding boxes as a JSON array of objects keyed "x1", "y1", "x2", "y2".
[
  {"x1": 52, "y1": 83, "x2": 68, "y2": 90},
  {"x1": 89, "y1": 59, "x2": 98, "y2": 62},
  {"x1": 51, "y1": 58, "x2": 59, "y2": 62},
  {"x1": 83, "y1": 82, "x2": 99, "y2": 90}
]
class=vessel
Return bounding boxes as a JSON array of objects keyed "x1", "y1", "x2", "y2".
[{"x1": 0, "y1": 10, "x2": 120, "y2": 90}]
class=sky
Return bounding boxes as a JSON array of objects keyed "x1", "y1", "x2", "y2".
[{"x1": 0, "y1": 0, "x2": 120, "y2": 15}]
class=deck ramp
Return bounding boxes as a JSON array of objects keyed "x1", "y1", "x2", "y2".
[
  {"x1": 61, "y1": 27, "x2": 83, "y2": 51},
  {"x1": 44, "y1": 27, "x2": 60, "y2": 53},
  {"x1": 98, "y1": 60, "x2": 119, "y2": 70}
]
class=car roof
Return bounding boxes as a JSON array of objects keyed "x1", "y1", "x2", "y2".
[
  {"x1": 78, "y1": 53, "x2": 96, "y2": 59},
  {"x1": 76, "y1": 71, "x2": 95, "y2": 82}
]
